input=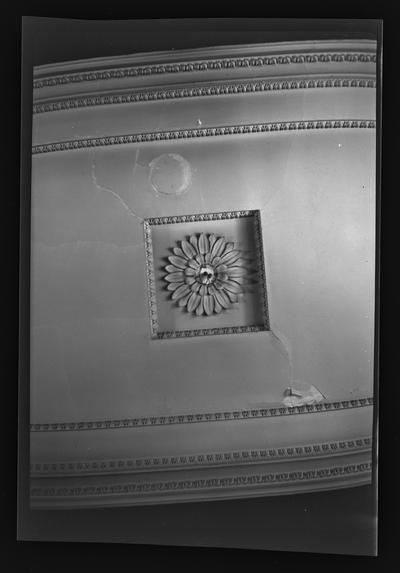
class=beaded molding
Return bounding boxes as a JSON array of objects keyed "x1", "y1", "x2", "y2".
[
  {"x1": 30, "y1": 461, "x2": 372, "y2": 498},
  {"x1": 33, "y1": 51, "x2": 376, "y2": 90},
  {"x1": 30, "y1": 437, "x2": 372, "y2": 476},
  {"x1": 30, "y1": 396, "x2": 374, "y2": 433},
  {"x1": 144, "y1": 209, "x2": 269, "y2": 339},
  {"x1": 32, "y1": 119, "x2": 376, "y2": 155},
  {"x1": 32, "y1": 77, "x2": 376, "y2": 114}
]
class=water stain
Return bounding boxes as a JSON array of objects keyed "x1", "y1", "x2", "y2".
[{"x1": 149, "y1": 153, "x2": 192, "y2": 197}]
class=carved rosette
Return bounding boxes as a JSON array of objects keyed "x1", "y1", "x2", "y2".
[{"x1": 164, "y1": 233, "x2": 247, "y2": 316}]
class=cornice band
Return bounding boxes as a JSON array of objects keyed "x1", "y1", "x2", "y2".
[
  {"x1": 30, "y1": 396, "x2": 373, "y2": 433},
  {"x1": 31, "y1": 437, "x2": 372, "y2": 476},
  {"x1": 33, "y1": 51, "x2": 376, "y2": 90},
  {"x1": 32, "y1": 119, "x2": 376, "y2": 155},
  {"x1": 30, "y1": 461, "x2": 372, "y2": 499},
  {"x1": 33, "y1": 77, "x2": 376, "y2": 114}
]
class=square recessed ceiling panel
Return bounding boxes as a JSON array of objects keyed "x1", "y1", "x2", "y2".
[{"x1": 144, "y1": 209, "x2": 269, "y2": 339}]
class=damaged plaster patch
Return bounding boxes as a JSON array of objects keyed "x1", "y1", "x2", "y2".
[
  {"x1": 269, "y1": 325, "x2": 326, "y2": 406},
  {"x1": 149, "y1": 153, "x2": 192, "y2": 197}
]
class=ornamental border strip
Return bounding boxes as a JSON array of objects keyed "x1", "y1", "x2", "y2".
[
  {"x1": 30, "y1": 396, "x2": 374, "y2": 433},
  {"x1": 30, "y1": 462, "x2": 372, "y2": 498},
  {"x1": 32, "y1": 77, "x2": 377, "y2": 114},
  {"x1": 143, "y1": 221, "x2": 159, "y2": 335},
  {"x1": 144, "y1": 209, "x2": 269, "y2": 339},
  {"x1": 30, "y1": 437, "x2": 372, "y2": 476},
  {"x1": 33, "y1": 52, "x2": 376, "y2": 89},
  {"x1": 32, "y1": 119, "x2": 376, "y2": 155}
]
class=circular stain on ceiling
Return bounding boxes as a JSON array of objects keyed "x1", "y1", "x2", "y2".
[{"x1": 149, "y1": 153, "x2": 192, "y2": 196}]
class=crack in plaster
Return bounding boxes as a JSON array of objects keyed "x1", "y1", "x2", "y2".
[{"x1": 91, "y1": 160, "x2": 144, "y2": 223}]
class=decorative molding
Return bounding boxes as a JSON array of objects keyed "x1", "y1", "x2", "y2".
[
  {"x1": 33, "y1": 52, "x2": 376, "y2": 90},
  {"x1": 30, "y1": 396, "x2": 374, "y2": 433},
  {"x1": 33, "y1": 77, "x2": 376, "y2": 114},
  {"x1": 30, "y1": 461, "x2": 372, "y2": 499},
  {"x1": 143, "y1": 221, "x2": 159, "y2": 335},
  {"x1": 145, "y1": 209, "x2": 269, "y2": 339},
  {"x1": 254, "y1": 210, "x2": 269, "y2": 329},
  {"x1": 30, "y1": 437, "x2": 372, "y2": 476},
  {"x1": 145, "y1": 210, "x2": 255, "y2": 225},
  {"x1": 32, "y1": 119, "x2": 376, "y2": 155}
]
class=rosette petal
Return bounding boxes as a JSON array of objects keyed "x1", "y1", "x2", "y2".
[
  {"x1": 168, "y1": 255, "x2": 187, "y2": 269},
  {"x1": 196, "y1": 298, "x2": 204, "y2": 316},
  {"x1": 211, "y1": 237, "x2": 226, "y2": 258},
  {"x1": 188, "y1": 258, "x2": 200, "y2": 270},
  {"x1": 173, "y1": 247, "x2": 188, "y2": 259},
  {"x1": 191, "y1": 282, "x2": 201, "y2": 293},
  {"x1": 213, "y1": 288, "x2": 230, "y2": 309},
  {"x1": 208, "y1": 234, "x2": 217, "y2": 249},
  {"x1": 185, "y1": 275, "x2": 196, "y2": 285},
  {"x1": 198, "y1": 233, "x2": 209, "y2": 254},
  {"x1": 222, "y1": 280, "x2": 243, "y2": 294},
  {"x1": 171, "y1": 284, "x2": 191, "y2": 300},
  {"x1": 190, "y1": 234, "x2": 199, "y2": 252},
  {"x1": 184, "y1": 267, "x2": 196, "y2": 276},
  {"x1": 165, "y1": 271, "x2": 184, "y2": 282},
  {"x1": 221, "y1": 242, "x2": 234, "y2": 256},
  {"x1": 181, "y1": 240, "x2": 196, "y2": 259},
  {"x1": 204, "y1": 294, "x2": 214, "y2": 315},
  {"x1": 225, "y1": 290, "x2": 238, "y2": 303},
  {"x1": 216, "y1": 272, "x2": 228, "y2": 282},
  {"x1": 178, "y1": 292, "x2": 192, "y2": 307},
  {"x1": 215, "y1": 264, "x2": 228, "y2": 274},
  {"x1": 220, "y1": 249, "x2": 241, "y2": 266},
  {"x1": 187, "y1": 292, "x2": 201, "y2": 312},
  {"x1": 199, "y1": 285, "x2": 207, "y2": 296},
  {"x1": 167, "y1": 282, "x2": 183, "y2": 291},
  {"x1": 165, "y1": 264, "x2": 180, "y2": 273},
  {"x1": 227, "y1": 266, "x2": 246, "y2": 278}
]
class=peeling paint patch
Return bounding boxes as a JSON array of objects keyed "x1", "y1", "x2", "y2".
[{"x1": 149, "y1": 153, "x2": 191, "y2": 197}]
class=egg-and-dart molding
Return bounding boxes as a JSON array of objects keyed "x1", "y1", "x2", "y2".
[
  {"x1": 33, "y1": 77, "x2": 376, "y2": 114},
  {"x1": 33, "y1": 51, "x2": 376, "y2": 90},
  {"x1": 32, "y1": 119, "x2": 376, "y2": 155}
]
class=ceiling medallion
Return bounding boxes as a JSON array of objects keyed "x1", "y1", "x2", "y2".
[{"x1": 164, "y1": 233, "x2": 247, "y2": 316}]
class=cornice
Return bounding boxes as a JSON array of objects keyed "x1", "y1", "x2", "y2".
[
  {"x1": 32, "y1": 119, "x2": 376, "y2": 156},
  {"x1": 30, "y1": 461, "x2": 372, "y2": 500},
  {"x1": 30, "y1": 396, "x2": 373, "y2": 433},
  {"x1": 33, "y1": 77, "x2": 376, "y2": 114},
  {"x1": 33, "y1": 51, "x2": 376, "y2": 90},
  {"x1": 31, "y1": 437, "x2": 372, "y2": 476}
]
